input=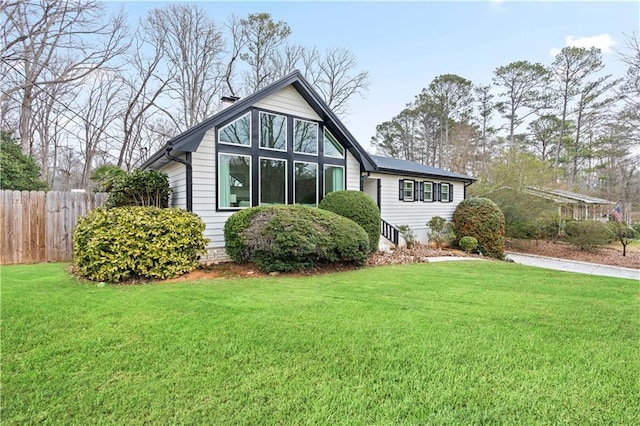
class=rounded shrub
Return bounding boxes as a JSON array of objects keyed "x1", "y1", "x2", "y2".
[
  {"x1": 564, "y1": 220, "x2": 615, "y2": 251},
  {"x1": 223, "y1": 205, "x2": 370, "y2": 272},
  {"x1": 319, "y1": 190, "x2": 381, "y2": 252},
  {"x1": 223, "y1": 206, "x2": 270, "y2": 262},
  {"x1": 459, "y1": 236, "x2": 478, "y2": 253},
  {"x1": 453, "y1": 197, "x2": 506, "y2": 259},
  {"x1": 74, "y1": 207, "x2": 208, "y2": 282}
]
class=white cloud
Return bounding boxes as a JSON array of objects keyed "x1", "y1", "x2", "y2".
[{"x1": 550, "y1": 33, "x2": 616, "y2": 56}]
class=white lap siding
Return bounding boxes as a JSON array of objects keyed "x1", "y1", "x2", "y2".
[
  {"x1": 190, "y1": 128, "x2": 234, "y2": 262},
  {"x1": 346, "y1": 151, "x2": 361, "y2": 190},
  {"x1": 161, "y1": 161, "x2": 186, "y2": 210},
  {"x1": 254, "y1": 86, "x2": 321, "y2": 121},
  {"x1": 372, "y1": 172, "x2": 466, "y2": 244}
]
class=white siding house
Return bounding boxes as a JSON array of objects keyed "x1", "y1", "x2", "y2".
[{"x1": 143, "y1": 71, "x2": 475, "y2": 261}]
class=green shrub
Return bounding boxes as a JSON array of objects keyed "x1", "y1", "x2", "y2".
[
  {"x1": 106, "y1": 169, "x2": 171, "y2": 208},
  {"x1": 224, "y1": 205, "x2": 369, "y2": 272},
  {"x1": 0, "y1": 131, "x2": 48, "y2": 191},
  {"x1": 534, "y1": 213, "x2": 564, "y2": 240},
  {"x1": 90, "y1": 164, "x2": 127, "y2": 192},
  {"x1": 608, "y1": 220, "x2": 636, "y2": 257},
  {"x1": 319, "y1": 190, "x2": 380, "y2": 253},
  {"x1": 397, "y1": 225, "x2": 417, "y2": 248},
  {"x1": 459, "y1": 236, "x2": 478, "y2": 253},
  {"x1": 486, "y1": 188, "x2": 555, "y2": 239},
  {"x1": 223, "y1": 206, "x2": 270, "y2": 262},
  {"x1": 453, "y1": 197, "x2": 506, "y2": 259},
  {"x1": 427, "y1": 216, "x2": 454, "y2": 249},
  {"x1": 74, "y1": 207, "x2": 208, "y2": 282},
  {"x1": 564, "y1": 220, "x2": 615, "y2": 251}
]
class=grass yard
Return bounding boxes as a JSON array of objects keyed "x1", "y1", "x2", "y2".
[{"x1": 2, "y1": 261, "x2": 639, "y2": 424}]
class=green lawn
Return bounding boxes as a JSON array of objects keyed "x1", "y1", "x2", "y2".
[{"x1": 2, "y1": 262, "x2": 639, "y2": 425}]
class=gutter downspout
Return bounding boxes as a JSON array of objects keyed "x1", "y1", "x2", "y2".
[{"x1": 165, "y1": 147, "x2": 193, "y2": 212}]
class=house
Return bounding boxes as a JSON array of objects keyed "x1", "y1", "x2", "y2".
[
  {"x1": 522, "y1": 187, "x2": 615, "y2": 222},
  {"x1": 142, "y1": 71, "x2": 475, "y2": 262}
]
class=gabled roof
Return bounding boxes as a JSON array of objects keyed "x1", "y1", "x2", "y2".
[
  {"x1": 368, "y1": 155, "x2": 475, "y2": 183},
  {"x1": 142, "y1": 70, "x2": 375, "y2": 170},
  {"x1": 524, "y1": 187, "x2": 614, "y2": 205}
]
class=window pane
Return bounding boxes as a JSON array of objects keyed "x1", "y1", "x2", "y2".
[
  {"x1": 294, "y1": 120, "x2": 318, "y2": 154},
  {"x1": 324, "y1": 130, "x2": 344, "y2": 158},
  {"x1": 441, "y1": 184, "x2": 449, "y2": 201},
  {"x1": 260, "y1": 158, "x2": 286, "y2": 205},
  {"x1": 219, "y1": 113, "x2": 250, "y2": 146},
  {"x1": 219, "y1": 154, "x2": 251, "y2": 208},
  {"x1": 324, "y1": 166, "x2": 344, "y2": 196},
  {"x1": 260, "y1": 113, "x2": 286, "y2": 150},
  {"x1": 294, "y1": 162, "x2": 318, "y2": 206},
  {"x1": 404, "y1": 181, "x2": 414, "y2": 201},
  {"x1": 424, "y1": 182, "x2": 432, "y2": 201}
]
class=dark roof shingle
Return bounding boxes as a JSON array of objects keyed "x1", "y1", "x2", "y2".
[{"x1": 369, "y1": 155, "x2": 475, "y2": 182}]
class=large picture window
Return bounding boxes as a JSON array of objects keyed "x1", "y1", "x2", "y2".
[
  {"x1": 218, "y1": 113, "x2": 251, "y2": 146},
  {"x1": 324, "y1": 130, "x2": 344, "y2": 158},
  {"x1": 260, "y1": 112, "x2": 286, "y2": 151},
  {"x1": 294, "y1": 119, "x2": 318, "y2": 154},
  {"x1": 260, "y1": 158, "x2": 287, "y2": 205},
  {"x1": 324, "y1": 165, "x2": 344, "y2": 196},
  {"x1": 294, "y1": 162, "x2": 318, "y2": 206},
  {"x1": 219, "y1": 154, "x2": 251, "y2": 209}
]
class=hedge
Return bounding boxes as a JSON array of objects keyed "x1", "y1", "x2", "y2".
[
  {"x1": 453, "y1": 197, "x2": 505, "y2": 259},
  {"x1": 224, "y1": 205, "x2": 370, "y2": 272},
  {"x1": 74, "y1": 206, "x2": 208, "y2": 282},
  {"x1": 319, "y1": 190, "x2": 381, "y2": 252}
]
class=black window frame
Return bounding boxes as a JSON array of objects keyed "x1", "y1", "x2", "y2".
[{"x1": 216, "y1": 107, "x2": 347, "y2": 212}]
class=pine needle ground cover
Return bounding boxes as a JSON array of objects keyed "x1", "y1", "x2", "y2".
[{"x1": 2, "y1": 262, "x2": 638, "y2": 424}]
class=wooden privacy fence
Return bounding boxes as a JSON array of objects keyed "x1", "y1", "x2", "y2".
[{"x1": 0, "y1": 190, "x2": 108, "y2": 265}]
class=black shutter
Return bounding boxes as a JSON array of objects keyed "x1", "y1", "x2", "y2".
[
  {"x1": 419, "y1": 182, "x2": 424, "y2": 202},
  {"x1": 435, "y1": 183, "x2": 441, "y2": 202},
  {"x1": 449, "y1": 183, "x2": 454, "y2": 202},
  {"x1": 399, "y1": 179, "x2": 404, "y2": 201},
  {"x1": 414, "y1": 180, "x2": 419, "y2": 201}
]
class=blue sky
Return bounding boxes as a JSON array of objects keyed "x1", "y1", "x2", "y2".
[{"x1": 112, "y1": 1, "x2": 639, "y2": 150}]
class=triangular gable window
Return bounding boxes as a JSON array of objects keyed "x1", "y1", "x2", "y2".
[
  {"x1": 218, "y1": 112, "x2": 251, "y2": 146},
  {"x1": 324, "y1": 130, "x2": 344, "y2": 158}
]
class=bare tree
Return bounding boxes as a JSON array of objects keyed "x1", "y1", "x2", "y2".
[
  {"x1": 78, "y1": 71, "x2": 123, "y2": 188},
  {"x1": 117, "y1": 24, "x2": 171, "y2": 168},
  {"x1": 303, "y1": 48, "x2": 369, "y2": 117},
  {"x1": 30, "y1": 79, "x2": 79, "y2": 185},
  {"x1": 144, "y1": 4, "x2": 225, "y2": 130},
  {"x1": 223, "y1": 15, "x2": 248, "y2": 97},
  {"x1": 2, "y1": 0, "x2": 128, "y2": 155}
]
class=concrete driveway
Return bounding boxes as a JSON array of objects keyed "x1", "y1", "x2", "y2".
[{"x1": 506, "y1": 252, "x2": 639, "y2": 281}]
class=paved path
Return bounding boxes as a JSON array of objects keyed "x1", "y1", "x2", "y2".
[{"x1": 506, "y1": 252, "x2": 639, "y2": 281}]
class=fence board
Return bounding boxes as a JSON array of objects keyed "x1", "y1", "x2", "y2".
[
  {"x1": 12, "y1": 191, "x2": 22, "y2": 264},
  {"x1": 1, "y1": 191, "x2": 12, "y2": 264},
  {"x1": 0, "y1": 190, "x2": 106, "y2": 265},
  {"x1": 21, "y1": 191, "x2": 31, "y2": 264}
]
